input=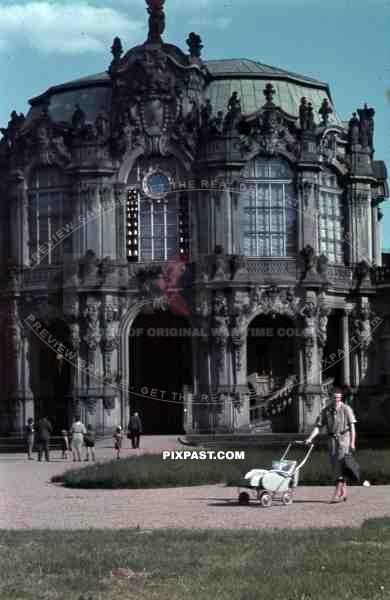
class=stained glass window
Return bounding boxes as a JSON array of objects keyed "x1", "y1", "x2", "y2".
[{"x1": 239, "y1": 158, "x2": 297, "y2": 257}]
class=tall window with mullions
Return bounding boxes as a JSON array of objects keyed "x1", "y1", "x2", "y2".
[
  {"x1": 127, "y1": 190, "x2": 186, "y2": 261},
  {"x1": 239, "y1": 158, "x2": 297, "y2": 257},
  {"x1": 318, "y1": 170, "x2": 344, "y2": 264},
  {"x1": 28, "y1": 167, "x2": 66, "y2": 265}
]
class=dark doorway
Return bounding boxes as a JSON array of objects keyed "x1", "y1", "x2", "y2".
[
  {"x1": 247, "y1": 315, "x2": 298, "y2": 385},
  {"x1": 30, "y1": 319, "x2": 72, "y2": 433},
  {"x1": 247, "y1": 315, "x2": 298, "y2": 432},
  {"x1": 129, "y1": 309, "x2": 192, "y2": 434},
  {"x1": 323, "y1": 310, "x2": 342, "y2": 385}
]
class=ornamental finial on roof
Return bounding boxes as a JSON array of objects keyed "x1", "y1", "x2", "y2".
[
  {"x1": 318, "y1": 98, "x2": 333, "y2": 126},
  {"x1": 146, "y1": 0, "x2": 166, "y2": 44},
  {"x1": 187, "y1": 32, "x2": 203, "y2": 59},
  {"x1": 263, "y1": 83, "x2": 275, "y2": 106}
]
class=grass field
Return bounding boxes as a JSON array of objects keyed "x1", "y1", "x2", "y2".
[
  {"x1": 52, "y1": 448, "x2": 390, "y2": 489},
  {"x1": 1, "y1": 519, "x2": 390, "y2": 600}
]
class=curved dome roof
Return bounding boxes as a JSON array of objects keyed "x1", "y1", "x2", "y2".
[
  {"x1": 25, "y1": 57, "x2": 341, "y2": 127},
  {"x1": 205, "y1": 59, "x2": 340, "y2": 124}
]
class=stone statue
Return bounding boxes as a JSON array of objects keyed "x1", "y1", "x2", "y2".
[
  {"x1": 186, "y1": 32, "x2": 203, "y2": 58},
  {"x1": 348, "y1": 112, "x2": 360, "y2": 145},
  {"x1": 317, "y1": 254, "x2": 329, "y2": 278},
  {"x1": 300, "y1": 245, "x2": 318, "y2": 278},
  {"x1": 72, "y1": 104, "x2": 86, "y2": 130},
  {"x1": 355, "y1": 260, "x2": 371, "y2": 285},
  {"x1": 319, "y1": 98, "x2": 333, "y2": 126},
  {"x1": 95, "y1": 108, "x2": 110, "y2": 138},
  {"x1": 210, "y1": 111, "x2": 224, "y2": 135},
  {"x1": 1, "y1": 110, "x2": 25, "y2": 148},
  {"x1": 213, "y1": 291, "x2": 228, "y2": 317},
  {"x1": 146, "y1": 0, "x2": 166, "y2": 44},
  {"x1": 185, "y1": 100, "x2": 199, "y2": 131},
  {"x1": 201, "y1": 100, "x2": 213, "y2": 127},
  {"x1": 213, "y1": 245, "x2": 227, "y2": 280},
  {"x1": 263, "y1": 83, "x2": 276, "y2": 106},
  {"x1": 231, "y1": 255, "x2": 249, "y2": 280},
  {"x1": 299, "y1": 97, "x2": 309, "y2": 130},
  {"x1": 111, "y1": 36, "x2": 123, "y2": 63},
  {"x1": 358, "y1": 104, "x2": 375, "y2": 148},
  {"x1": 227, "y1": 92, "x2": 241, "y2": 119},
  {"x1": 318, "y1": 308, "x2": 330, "y2": 347},
  {"x1": 307, "y1": 103, "x2": 315, "y2": 131}
]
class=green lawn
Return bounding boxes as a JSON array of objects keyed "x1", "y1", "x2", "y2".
[
  {"x1": 52, "y1": 448, "x2": 390, "y2": 489},
  {"x1": 1, "y1": 520, "x2": 390, "y2": 599}
]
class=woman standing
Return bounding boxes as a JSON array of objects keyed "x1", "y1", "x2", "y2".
[
  {"x1": 305, "y1": 388, "x2": 357, "y2": 503},
  {"x1": 71, "y1": 416, "x2": 87, "y2": 462},
  {"x1": 24, "y1": 418, "x2": 35, "y2": 460},
  {"x1": 84, "y1": 424, "x2": 96, "y2": 462}
]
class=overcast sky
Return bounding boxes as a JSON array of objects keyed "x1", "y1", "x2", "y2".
[{"x1": 0, "y1": 0, "x2": 389, "y2": 247}]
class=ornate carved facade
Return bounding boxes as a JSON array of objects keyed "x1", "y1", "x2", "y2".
[{"x1": 0, "y1": 0, "x2": 389, "y2": 434}]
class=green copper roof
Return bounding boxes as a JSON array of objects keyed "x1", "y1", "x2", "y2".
[
  {"x1": 206, "y1": 77, "x2": 340, "y2": 123},
  {"x1": 27, "y1": 56, "x2": 341, "y2": 126},
  {"x1": 205, "y1": 59, "x2": 326, "y2": 86}
]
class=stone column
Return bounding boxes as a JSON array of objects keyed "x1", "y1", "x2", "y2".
[
  {"x1": 230, "y1": 289, "x2": 251, "y2": 430},
  {"x1": 346, "y1": 182, "x2": 372, "y2": 264},
  {"x1": 341, "y1": 310, "x2": 351, "y2": 387},
  {"x1": 211, "y1": 289, "x2": 233, "y2": 431},
  {"x1": 8, "y1": 172, "x2": 30, "y2": 267},
  {"x1": 101, "y1": 299, "x2": 121, "y2": 424},
  {"x1": 81, "y1": 298, "x2": 102, "y2": 420},
  {"x1": 298, "y1": 172, "x2": 319, "y2": 252},
  {"x1": 20, "y1": 328, "x2": 34, "y2": 425},
  {"x1": 300, "y1": 291, "x2": 323, "y2": 431}
]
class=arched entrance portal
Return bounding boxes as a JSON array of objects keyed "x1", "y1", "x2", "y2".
[
  {"x1": 247, "y1": 315, "x2": 299, "y2": 431},
  {"x1": 129, "y1": 309, "x2": 192, "y2": 434},
  {"x1": 30, "y1": 319, "x2": 72, "y2": 433}
]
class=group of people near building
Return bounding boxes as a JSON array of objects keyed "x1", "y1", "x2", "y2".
[
  {"x1": 24, "y1": 412, "x2": 143, "y2": 462},
  {"x1": 24, "y1": 391, "x2": 358, "y2": 505}
]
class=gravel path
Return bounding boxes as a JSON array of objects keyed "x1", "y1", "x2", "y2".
[{"x1": 1, "y1": 437, "x2": 389, "y2": 531}]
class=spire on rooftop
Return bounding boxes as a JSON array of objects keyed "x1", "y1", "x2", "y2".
[{"x1": 146, "y1": 0, "x2": 166, "y2": 44}]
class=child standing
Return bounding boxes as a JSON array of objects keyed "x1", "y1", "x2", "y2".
[
  {"x1": 113, "y1": 426, "x2": 123, "y2": 460},
  {"x1": 84, "y1": 424, "x2": 96, "y2": 462},
  {"x1": 60, "y1": 430, "x2": 69, "y2": 459}
]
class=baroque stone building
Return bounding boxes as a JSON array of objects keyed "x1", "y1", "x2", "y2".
[{"x1": 0, "y1": 0, "x2": 389, "y2": 435}]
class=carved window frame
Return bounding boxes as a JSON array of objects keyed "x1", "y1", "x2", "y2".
[
  {"x1": 239, "y1": 157, "x2": 297, "y2": 258},
  {"x1": 318, "y1": 169, "x2": 344, "y2": 265},
  {"x1": 28, "y1": 167, "x2": 68, "y2": 266}
]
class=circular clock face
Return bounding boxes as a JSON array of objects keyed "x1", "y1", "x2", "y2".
[{"x1": 143, "y1": 170, "x2": 171, "y2": 199}]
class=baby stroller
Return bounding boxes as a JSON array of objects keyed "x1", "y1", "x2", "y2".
[{"x1": 237, "y1": 441, "x2": 314, "y2": 507}]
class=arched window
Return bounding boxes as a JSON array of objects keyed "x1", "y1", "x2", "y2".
[
  {"x1": 239, "y1": 158, "x2": 297, "y2": 257},
  {"x1": 127, "y1": 161, "x2": 190, "y2": 262},
  {"x1": 318, "y1": 169, "x2": 344, "y2": 264},
  {"x1": 28, "y1": 168, "x2": 66, "y2": 265}
]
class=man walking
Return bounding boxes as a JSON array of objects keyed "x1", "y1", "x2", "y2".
[
  {"x1": 128, "y1": 412, "x2": 143, "y2": 449},
  {"x1": 36, "y1": 416, "x2": 53, "y2": 462}
]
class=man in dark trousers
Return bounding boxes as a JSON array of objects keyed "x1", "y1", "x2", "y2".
[
  {"x1": 128, "y1": 412, "x2": 143, "y2": 449},
  {"x1": 36, "y1": 416, "x2": 53, "y2": 462}
]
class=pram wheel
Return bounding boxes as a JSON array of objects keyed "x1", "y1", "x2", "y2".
[
  {"x1": 259, "y1": 491, "x2": 272, "y2": 508},
  {"x1": 238, "y1": 491, "x2": 250, "y2": 505},
  {"x1": 281, "y1": 491, "x2": 293, "y2": 506}
]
